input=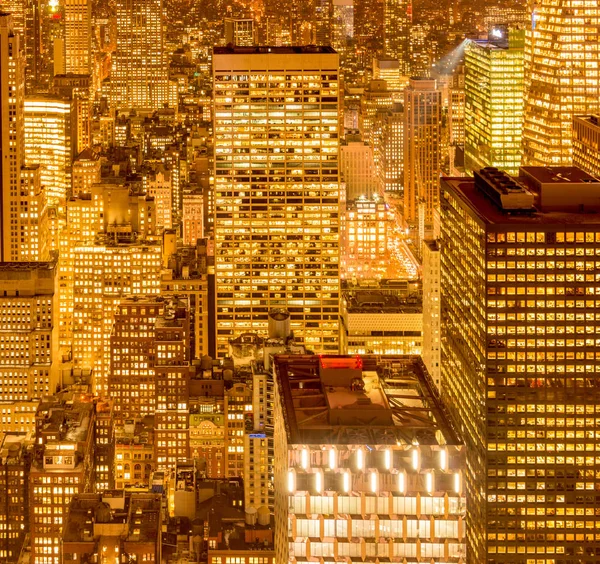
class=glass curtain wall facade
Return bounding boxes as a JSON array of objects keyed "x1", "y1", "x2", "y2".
[
  {"x1": 522, "y1": 0, "x2": 600, "y2": 166},
  {"x1": 464, "y1": 30, "x2": 525, "y2": 176}
]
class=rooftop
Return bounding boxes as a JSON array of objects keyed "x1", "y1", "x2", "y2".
[
  {"x1": 0, "y1": 261, "x2": 56, "y2": 272},
  {"x1": 274, "y1": 355, "x2": 460, "y2": 446},
  {"x1": 344, "y1": 290, "x2": 422, "y2": 313},
  {"x1": 214, "y1": 45, "x2": 336, "y2": 55},
  {"x1": 443, "y1": 172, "x2": 600, "y2": 226},
  {"x1": 520, "y1": 166, "x2": 599, "y2": 185},
  {"x1": 36, "y1": 391, "x2": 94, "y2": 444},
  {"x1": 63, "y1": 493, "x2": 161, "y2": 544},
  {"x1": 115, "y1": 416, "x2": 154, "y2": 446},
  {"x1": 575, "y1": 114, "x2": 600, "y2": 128},
  {"x1": 0, "y1": 434, "x2": 29, "y2": 464}
]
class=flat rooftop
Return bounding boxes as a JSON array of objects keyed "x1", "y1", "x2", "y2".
[
  {"x1": 520, "y1": 166, "x2": 599, "y2": 185},
  {"x1": 344, "y1": 290, "x2": 422, "y2": 313},
  {"x1": 0, "y1": 261, "x2": 56, "y2": 272},
  {"x1": 274, "y1": 355, "x2": 460, "y2": 446},
  {"x1": 214, "y1": 45, "x2": 336, "y2": 55},
  {"x1": 443, "y1": 176, "x2": 600, "y2": 226}
]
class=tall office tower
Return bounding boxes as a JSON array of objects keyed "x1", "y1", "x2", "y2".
[
  {"x1": 0, "y1": 261, "x2": 59, "y2": 401},
  {"x1": 213, "y1": 47, "x2": 341, "y2": 356},
  {"x1": 36, "y1": 0, "x2": 65, "y2": 89},
  {"x1": 0, "y1": 13, "x2": 25, "y2": 262},
  {"x1": 373, "y1": 59, "x2": 404, "y2": 98},
  {"x1": 71, "y1": 148, "x2": 100, "y2": 196},
  {"x1": 58, "y1": 193, "x2": 98, "y2": 351},
  {"x1": 24, "y1": 95, "x2": 74, "y2": 205},
  {"x1": 379, "y1": 104, "x2": 404, "y2": 192},
  {"x1": 573, "y1": 115, "x2": 600, "y2": 179},
  {"x1": 112, "y1": 0, "x2": 168, "y2": 110},
  {"x1": 522, "y1": 1, "x2": 600, "y2": 166},
  {"x1": 154, "y1": 298, "x2": 191, "y2": 468},
  {"x1": 354, "y1": 0, "x2": 384, "y2": 81},
  {"x1": 73, "y1": 242, "x2": 162, "y2": 395},
  {"x1": 0, "y1": 435, "x2": 30, "y2": 562},
  {"x1": 484, "y1": 3, "x2": 529, "y2": 31},
  {"x1": 342, "y1": 199, "x2": 392, "y2": 278},
  {"x1": 441, "y1": 166, "x2": 600, "y2": 562},
  {"x1": 383, "y1": 0, "x2": 411, "y2": 75},
  {"x1": 224, "y1": 17, "x2": 255, "y2": 46},
  {"x1": 409, "y1": 23, "x2": 431, "y2": 77},
  {"x1": 314, "y1": 0, "x2": 331, "y2": 45},
  {"x1": 64, "y1": 0, "x2": 90, "y2": 74},
  {"x1": 52, "y1": 73, "x2": 92, "y2": 152},
  {"x1": 273, "y1": 354, "x2": 466, "y2": 563},
  {"x1": 359, "y1": 79, "x2": 394, "y2": 145},
  {"x1": 0, "y1": 0, "x2": 26, "y2": 37},
  {"x1": 464, "y1": 29, "x2": 525, "y2": 176},
  {"x1": 331, "y1": 0, "x2": 354, "y2": 79},
  {"x1": 340, "y1": 139, "x2": 380, "y2": 200},
  {"x1": 403, "y1": 78, "x2": 442, "y2": 234},
  {"x1": 30, "y1": 390, "x2": 95, "y2": 564},
  {"x1": 422, "y1": 239, "x2": 440, "y2": 389},
  {"x1": 448, "y1": 65, "x2": 465, "y2": 174}
]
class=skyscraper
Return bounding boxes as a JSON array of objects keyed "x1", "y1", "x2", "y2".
[
  {"x1": 441, "y1": 166, "x2": 600, "y2": 561},
  {"x1": 0, "y1": 13, "x2": 25, "y2": 261},
  {"x1": 383, "y1": 0, "x2": 411, "y2": 75},
  {"x1": 464, "y1": 28, "x2": 525, "y2": 176},
  {"x1": 331, "y1": 0, "x2": 354, "y2": 78},
  {"x1": 112, "y1": 0, "x2": 168, "y2": 110},
  {"x1": 24, "y1": 95, "x2": 74, "y2": 205},
  {"x1": 403, "y1": 77, "x2": 442, "y2": 234},
  {"x1": 213, "y1": 46, "x2": 341, "y2": 356},
  {"x1": 64, "y1": 0, "x2": 91, "y2": 74},
  {"x1": 224, "y1": 17, "x2": 255, "y2": 46},
  {"x1": 314, "y1": 0, "x2": 330, "y2": 45},
  {"x1": 522, "y1": 1, "x2": 600, "y2": 166}
]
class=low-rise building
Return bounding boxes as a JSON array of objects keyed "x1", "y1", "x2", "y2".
[
  {"x1": 62, "y1": 492, "x2": 163, "y2": 563},
  {"x1": 114, "y1": 417, "x2": 155, "y2": 490},
  {"x1": 341, "y1": 288, "x2": 422, "y2": 355}
]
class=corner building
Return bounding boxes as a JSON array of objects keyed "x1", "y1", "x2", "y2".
[
  {"x1": 441, "y1": 167, "x2": 600, "y2": 562},
  {"x1": 213, "y1": 46, "x2": 341, "y2": 356}
]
